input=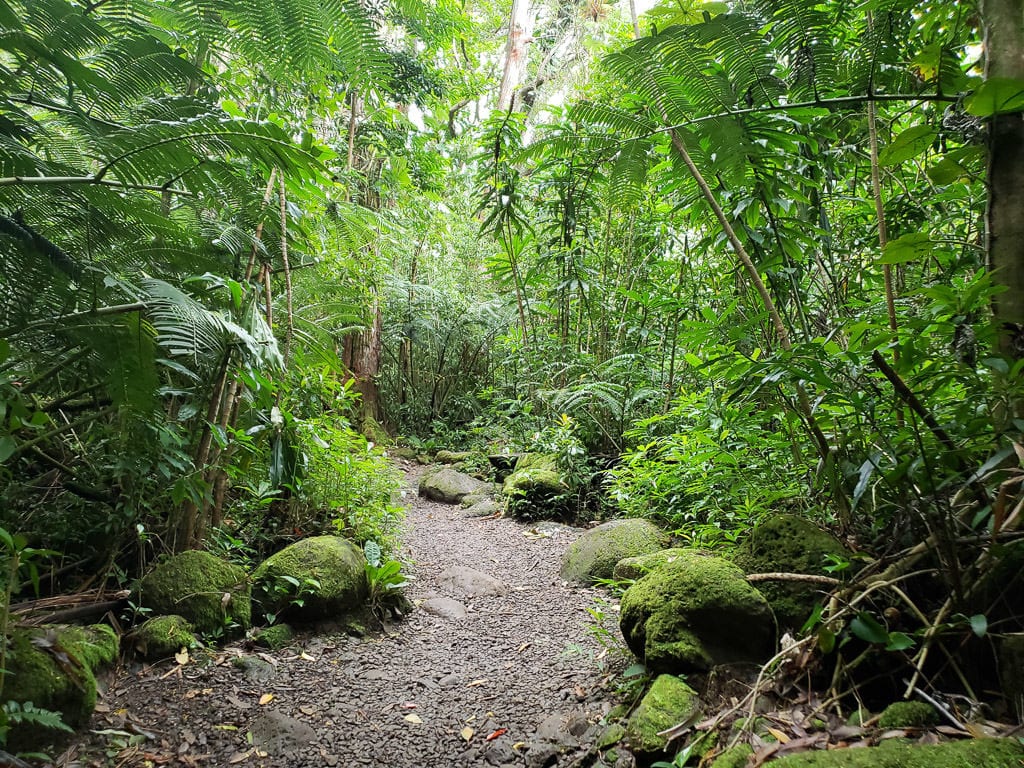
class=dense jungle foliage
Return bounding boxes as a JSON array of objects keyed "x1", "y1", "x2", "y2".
[{"x1": 2, "y1": 0, "x2": 1024, "y2": 749}]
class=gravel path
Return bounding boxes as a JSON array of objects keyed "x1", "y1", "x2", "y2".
[{"x1": 63, "y1": 463, "x2": 617, "y2": 768}]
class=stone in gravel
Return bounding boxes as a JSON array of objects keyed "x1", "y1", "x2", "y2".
[
  {"x1": 418, "y1": 466, "x2": 486, "y2": 503},
  {"x1": 232, "y1": 655, "x2": 277, "y2": 683},
  {"x1": 619, "y1": 553, "x2": 774, "y2": 674},
  {"x1": 560, "y1": 519, "x2": 669, "y2": 583},
  {"x1": 250, "y1": 710, "x2": 317, "y2": 755},
  {"x1": 484, "y1": 741, "x2": 517, "y2": 765},
  {"x1": 462, "y1": 499, "x2": 502, "y2": 518},
  {"x1": 420, "y1": 596, "x2": 470, "y2": 620},
  {"x1": 438, "y1": 565, "x2": 507, "y2": 596}
]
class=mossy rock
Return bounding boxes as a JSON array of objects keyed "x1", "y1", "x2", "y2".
[
  {"x1": 359, "y1": 416, "x2": 391, "y2": 446},
  {"x1": 502, "y1": 453, "x2": 569, "y2": 521},
  {"x1": 254, "y1": 623, "x2": 295, "y2": 650},
  {"x1": 129, "y1": 615, "x2": 195, "y2": 660},
  {"x1": 877, "y1": 701, "x2": 938, "y2": 728},
  {"x1": 435, "y1": 450, "x2": 476, "y2": 464},
  {"x1": 768, "y1": 738, "x2": 1024, "y2": 767},
  {"x1": 614, "y1": 548, "x2": 701, "y2": 581},
  {"x1": 619, "y1": 552, "x2": 775, "y2": 674},
  {"x1": 624, "y1": 674, "x2": 699, "y2": 754},
  {"x1": 5, "y1": 624, "x2": 119, "y2": 750},
  {"x1": 733, "y1": 514, "x2": 850, "y2": 630},
  {"x1": 711, "y1": 744, "x2": 755, "y2": 767},
  {"x1": 418, "y1": 466, "x2": 487, "y2": 504},
  {"x1": 136, "y1": 549, "x2": 251, "y2": 634},
  {"x1": 561, "y1": 519, "x2": 669, "y2": 583},
  {"x1": 392, "y1": 446, "x2": 418, "y2": 460},
  {"x1": 253, "y1": 535, "x2": 368, "y2": 619}
]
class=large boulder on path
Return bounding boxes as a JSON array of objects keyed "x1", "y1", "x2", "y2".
[
  {"x1": 619, "y1": 552, "x2": 774, "y2": 674},
  {"x1": 625, "y1": 674, "x2": 700, "y2": 754},
  {"x1": 6, "y1": 624, "x2": 118, "y2": 750},
  {"x1": 418, "y1": 466, "x2": 486, "y2": 504},
  {"x1": 253, "y1": 535, "x2": 368, "y2": 620},
  {"x1": 136, "y1": 549, "x2": 251, "y2": 633},
  {"x1": 503, "y1": 453, "x2": 569, "y2": 521},
  {"x1": 733, "y1": 514, "x2": 851, "y2": 630},
  {"x1": 560, "y1": 519, "x2": 669, "y2": 583}
]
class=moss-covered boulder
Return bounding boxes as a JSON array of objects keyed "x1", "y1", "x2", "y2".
[
  {"x1": 877, "y1": 701, "x2": 939, "y2": 728},
  {"x1": 253, "y1": 535, "x2": 368, "y2": 619},
  {"x1": 619, "y1": 552, "x2": 775, "y2": 674},
  {"x1": 359, "y1": 416, "x2": 391, "y2": 446},
  {"x1": 254, "y1": 623, "x2": 295, "y2": 650},
  {"x1": 136, "y1": 549, "x2": 251, "y2": 634},
  {"x1": 712, "y1": 744, "x2": 755, "y2": 767},
  {"x1": 503, "y1": 453, "x2": 570, "y2": 521},
  {"x1": 768, "y1": 738, "x2": 1024, "y2": 767},
  {"x1": 625, "y1": 674, "x2": 699, "y2": 754},
  {"x1": 435, "y1": 450, "x2": 476, "y2": 464},
  {"x1": 561, "y1": 519, "x2": 669, "y2": 583},
  {"x1": 129, "y1": 615, "x2": 195, "y2": 660},
  {"x1": 614, "y1": 548, "x2": 700, "y2": 581},
  {"x1": 5, "y1": 624, "x2": 118, "y2": 749},
  {"x1": 418, "y1": 466, "x2": 486, "y2": 504},
  {"x1": 733, "y1": 514, "x2": 851, "y2": 630}
]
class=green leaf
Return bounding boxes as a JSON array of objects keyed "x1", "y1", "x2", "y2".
[
  {"x1": 850, "y1": 612, "x2": 889, "y2": 644},
  {"x1": 879, "y1": 125, "x2": 936, "y2": 166},
  {"x1": 965, "y1": 78, "x2": 1024, "y2": 116},
  {"x1": 969, "y1": 614, "x2": 988, "y2": 638},
  {"x1": 880, "y1": 232, "x2": 932, "y2": 264},
  {"x1": 817, "y1": 627, "x2": 836, "y2": 654},
  {"x1": 927, "y1": 158, "x2": 968, "y2": 185},
  {"x1": 0, "y1": 436, "x2": 16, "y2": 463},
  {"x1": 885, "y1": 632, "x2": 915, "y2": 651}
]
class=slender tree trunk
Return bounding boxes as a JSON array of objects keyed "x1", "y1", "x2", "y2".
[
  {"x1": 496, "y1": 0, "x2": 533, "y2": 111},
  {"x1": 627, "y1": 0, "x2": 640, "y2": 40},
  {"x1": 343, "y1": 304, "x2": 384, "y2": 421},
  {"x1": 982, "y1": 0, "x2": 1024, "y2": 361}
]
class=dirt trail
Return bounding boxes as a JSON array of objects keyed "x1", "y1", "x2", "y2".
[{"x1": 63, "y1": 462, "x2": 614, "y2": 768}]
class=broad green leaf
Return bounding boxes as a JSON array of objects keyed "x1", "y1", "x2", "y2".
[
  {"x1": 970, "y1": 614, "x2": 988, "y2": 638},
  {"x1": 0, "y1": 436, "x2": 16, "y2": 463},
  {"x1": 817, "y1": 627, "x2": 836, "y2": 654},
  {"x1": 879, "y1": 125, "x2": 936, "y2": 166},
  {"x1": 965, "y1": 78, "x2": 1024, "y2": 116},
  {"x1": 880, "y1": 232, "x2": 932, "y2": 264},
  {"x1": 850, "y1": 612, "x2": 889, "y2": 644},
  {"x1": 885, "y1": 632, "x2": 915, "y2": 651},
  {"x1": 927, "y1": 158, "x2": 968, "y2": 185}
]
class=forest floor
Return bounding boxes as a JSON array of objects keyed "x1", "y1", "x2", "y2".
[{"x1": 59, "y1": 461, "x2": 622, "y2": 768}]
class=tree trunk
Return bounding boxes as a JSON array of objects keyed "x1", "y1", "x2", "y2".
[
  {"x1": 982, "y1": 0, "x2": 1024, "y2": 360},
  {"x1": 343, "y1": 302, "x2": 384, "y2": 421},
  {"x1": 496, "y1": 0, "x2": 533, "y2": 111}
]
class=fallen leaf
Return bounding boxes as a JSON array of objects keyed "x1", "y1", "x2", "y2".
[
  {"x1": 467, "y1": 679, "x2": 488, "y2": 687},
  {"x1": 174, "y1": 649, "x2": 189, "y2": 665},
  {"x1": 460, "y1": 727, "x2": 475, "y2": 742},
  {"x1": 485, "y1": 728, "x2": 507, "y2": 741},
  {"x1": 517, "y1": 642, "x2": 530, "y2": 652},
  {"x1": 258, "y1": 693, "x2": 274, "y2": 706},
  {"x1": 299, "y1": 705, "x2": 318, "y2": 716},
  {"x1": 403, "y1": 714, "x2": 423, "y2": 724},
  {"x1": 400, "y1": 702, "x2": 418, "y2": 710},
  {"x1": 512, "y1": 742, "x2": 527, "y2": 752},
  {"x1": 228, "y1": 751, "x2": 252, "y2": 764},
  {"x1": 766, "y1": 726, "x2": 790, "y2": 744},
  {"x1": 299, "y1": 652, "x2": 315, "y2": 661},
  {"x1": 214, "y1": 725, "x2": 239, "y2": 731}
]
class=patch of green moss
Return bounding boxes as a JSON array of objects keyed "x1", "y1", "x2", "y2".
[
  {"x1": 131, "y1": 615, "x2": 195, "y2": 660},
  {"x1": 435, "y1": 450, "x2": 475, "y2": 464},
  {"x1": 561, "y1": 519, "x2": 670, "y2": 583},
  {"x1": 877, "y1": 701, "x2": 939, "y2": 728},
  {"x1": 769, "y1": 738, "x2": 1024, "y2": 767},
  {"x1": 624, "y1": 674, "x2": 699, "y2": 753},
  {"x1": 359, "y1": 416, "x2": 391, "y2": 446},
  {"x1": 597, "y1": 723, "x2": 626, "y2": 749},
  {"x1": 613, "y1": 548, "x2": 701, "y2": 580},
  {"x1": 253, "y1": 535, "x2": 368, "y2": 619},
  {"x1": 5, "y1": 624, "x2": 120, "y2": 749},
  {"x1": 619, "y1": 553, "x2": 774, "y2": 673},
  {"x1": 254, "y1": 623, "x2": 294, "y2": 650},
  {"x1": 137, "y1": 549, "x2": 251, "y2": 634},
  {"x1": 733, "y1": 514, "x2": 850, "y2": 630},
  {"x1": 712, "y1": 744, "x2": 755, "y2": 768}
]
